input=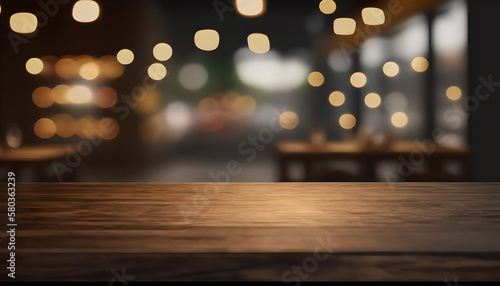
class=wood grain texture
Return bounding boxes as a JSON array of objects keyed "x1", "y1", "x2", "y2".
[{"x1": 1, "y1": 182, "x2": 500, "y2": 281}]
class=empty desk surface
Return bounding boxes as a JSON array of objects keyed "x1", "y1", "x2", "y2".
[{"x1": 1, "y1": 183, "x2": 499, "y2": 281}]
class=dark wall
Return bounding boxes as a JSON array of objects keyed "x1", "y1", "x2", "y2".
[{"x1": 468, "y1": 0, "x2": 500, "y2": 181}]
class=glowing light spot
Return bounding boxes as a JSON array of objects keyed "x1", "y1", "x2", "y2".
[
  {"x1": 329, "y1": 91, "x2": 345, "y2": 107},
  {"x1": 339, "y1": 114, "x2": 356, "y2": 129},
  {"x1": 350, "y1": 72, "x2": 367, "y2": 88},
  {"x1": 364, "y1": 93, "x2": 381, "y2": 108},
  {"x1": 34, "y1": 118, "x2": 56, "y2": 139},
  {"x1": 235, "y1": 0, "x2": 265, "y2": 17},
  {"x1": 100, "y1": 118, "x2": 120, "y2": 140},
  {"x1": 147, "y1": 63, "x2": 167, "y2": 81},
  {"x1": 391, "y1": 112, "x2": 408, "y2": 128},
  {"x1": 101, "y1": 55, "x2": 124, "y2": 78},
  {"x1": 55, "y1": 58, "x2": 79, "y2": 79},
  {"x1": 319, "y1": 0, "x2": 336, "y2": 14},
  {"x1": 79, "y1": 61, "x2": 100, "y2": 80},
  {"x1": 116, "y1": 49, "x2": 134, "y2": 65},
  {"x1": 383, "y1": 61, "x2": 399, "y2": 77},
  {"x1": 6, "y1": 126, "x2": 22, "y2": 148},
  {"x1": 362, "y1": 7, "x2": 385, "y2": 25},
  {"x1": 178, "y1": 63, "x2": 209, "y2": 91},
  {"x1": 247, "y1": 33, "x2": 270, "y2": 54},
  {"x1": 233, "y1": 95, "x2": 257, "y2": 116},
  {"x1": 72, "y1": 0, "x2": 100, "y2": 23},
  {"x1": 76, "y1": 116, "x2": 99, "y2": 139},
  {"x1": 194, "y1": 29, "x2": 220, "y2": 51},
  {"x1": 165, "y1": 101, "x2": 193, "y2": 140},
  {"x1": 52, "y1": 114, "x2": 77, "y2": 138},
  {"x1": 95, "y1": 87, "x2": 118, "y2": 108},
  {"x1": 279, "y1": 111, "x2": 299, "y2": 130},
  {"x1": 411, "y1": 56, "x2": 429, "y2": 72},
  {"x1": 32, "y1": 87, "x2": 54, "y2": 108},
  {"x1": 53, "y1": 85, "x2": 70, "y2": 104},
  {"x1": 10, "y1": 13, "x2": 37, "y2": 34},
  {"x1": 308, "y1": 71, "x2": 325, "y2": 87},
  {"x1": 153, "y1": 43, "x2": 173, "y2": 61},
  {"x1": 333, "y1": 18, "x2": 356, "y2": 35},
  {"x1": 26, "y1": 58, "x2": 44, "y2": 75},
  {"x1": 67, "y1": 85, "x2": 93, "y2": 104},
  {"x1": 446, "y1": 86, "x2": 462, "y2": 101}
]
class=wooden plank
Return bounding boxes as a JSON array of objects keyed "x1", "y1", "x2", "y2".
[{"x1": 1, "y1": 183, "x2": 500, "y2": 281}]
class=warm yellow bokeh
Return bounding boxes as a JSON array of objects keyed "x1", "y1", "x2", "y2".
[
  {"x1": 391, "y1": 112, "x2": 408, "y2": 128},
  {"x1": 247, "y1": 33, "x2": 270, "y2": 54},
  {"x1": 279, "y1": 111, "x2": 299, "y2": 130},
  {"x1": 72, "y1": 0, "x2": 100, "y2": 23},
  {"x1": 350, "y1": 72, "x2": 367, "y2": 88},
  {"x1": 339, "y1": 114, "x2": 356, "y2": 129},
  {"x1": 308, "y1": 71, "x2": 325, "y2": 87},
  {"x1": 334, "y1": 18, "x2": 356, "y2": 35},
  {"x1": 329, "y1": 91, "x2": 345, "y2": 107},
  {"x1": 194, "y1": 29, "x2": 220, "y2": 51}
]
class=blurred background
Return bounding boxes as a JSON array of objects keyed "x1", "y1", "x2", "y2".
[{"x1": 0, "y1": 0, "x2": 498, "y2": 182}]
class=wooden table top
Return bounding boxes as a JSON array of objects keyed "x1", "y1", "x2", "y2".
[
  {"x1": 2, "y1": 182, "x2": 500, "y2": 281},
  {"x1": 276, "y1": 141, "x2": 471, "y2": 156}
]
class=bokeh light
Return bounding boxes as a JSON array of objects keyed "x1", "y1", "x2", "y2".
[
  {"x1": 364, "y1": 93, "x2": 381, "y2": 108},
  {"x1": 34, "y1": 118, "x2": 56, "y2": 139},
  {"x1": 319, "y1": 0, "x2": 336, "y2": 14},
  {"x1": 446, "y1": 86, "x2": 462, "y2": 101},
  {"x1": 350, "y1": 72, "x2": 367, "y2": 88},
  {"x1": 383, "y1": 61, "x2": 399, "y2": 77},
  {"x1": 194, "y1": 29, "x2": 220, "y2": 51},
  {"x1": 72, "y1": 0, "x2": 100, "y2": 23},
  {"x1": 79, "y1": 61, "x2": 100, "y2": 80},
  {"x1": 95, "y1": 87, "x2": 118, "y2": 108},
  {"x1": 52, "y1": 114, "x2": 77, "y2": 138},
  {"x1": 148, "y1": 63, "x2": 167, "y2": 81},
  {"x1": 153, "y1": 43, "x2": 173, "y2": 61},
  {"x1": 32, "y1": 87, "x2": 55, "y2": 108},
  {"x1": 411, "y1": 56, "x2": 429, "y2": 72},
  {"x1": 178, "y1": 64, "x2": 209, "y2": 91},
  {"x1": 339, "y1": 114, "x2": 356, "y2": 129},
  {"x1": 100, "y1": 118, "x2": 120, "y2": 140},
  {"x1": 10, "y1": 13, "x2": 37, "y2": 34},
  {"x1": 235, "y1": 0, "x2": 265, "y2": 17},
  {"x1": 391, "y1": 112, "x2": 409, "y2": 128},
  {"x1": 55, "y1": 58, "x2": 79, "y2": 79},
  {"x1": 279, "y1": 111, "x2": 299, "y2": 130},
  {"x1": 308, "y1": 71, "x2": 325, "y2": 87},
  {"x1": 116, "y1": 49, "x2": 134, "y2": 65},
  {"x1": 26, "y1": 58, "x2": 44, "y2": 75},
  {"x1": 362, "y1": 7, "x2": 386, "y2": 25},
  {"x1": 247, "y1": 33, "x2": 270, "y2": 54},
  {"x1": 333, "y1": 18, "x2": 356, "y2": 35},
  {"x1": 329, "y1": 91, "x2": 345, "y2": 107},
  {"x1": 53, "y1": 85, "x2": 70, "y2": 104},
  {"x1": 67, "y1": 85, "x2": 93, "y2": 104}
]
